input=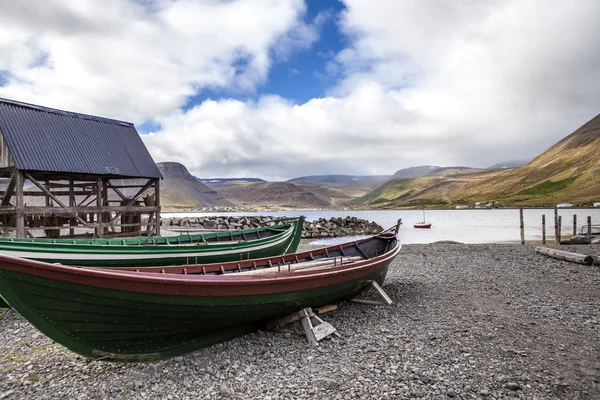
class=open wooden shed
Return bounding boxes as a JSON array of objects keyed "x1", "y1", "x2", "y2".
[{"x1": 0, "y1": 98, "x2": 163, "y2": 238}]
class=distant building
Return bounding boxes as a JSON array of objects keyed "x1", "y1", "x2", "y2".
[
  {"x1": 594, "y1": 202, "x2": 600, "y2": 207},
  {"x1": 455, "y1": 205, "x2": 469, "y2": 209},
  {"x1": 556, "y1": 203, "x2": 573, "y2": 208}
]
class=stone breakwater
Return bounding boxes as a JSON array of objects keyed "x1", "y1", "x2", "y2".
[{"x1": 160, "y1": 215, "x2": 384, "y2": 238}]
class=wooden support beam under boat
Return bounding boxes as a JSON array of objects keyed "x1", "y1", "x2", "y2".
[{"x1": 351, "y1": 281, "x2": 393, "y2": 305}]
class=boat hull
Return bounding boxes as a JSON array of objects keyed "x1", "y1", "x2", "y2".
[
  {"x1": 0, "y1": 255, "x2": 393, "y2": 361},
  {"x1": 413, "y1": 223, "x2": 431, "y2": 229}
]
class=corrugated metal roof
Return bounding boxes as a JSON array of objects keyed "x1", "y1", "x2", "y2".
[{"x1": 0, "y1": 98, "x2": 162, "y2": 179}]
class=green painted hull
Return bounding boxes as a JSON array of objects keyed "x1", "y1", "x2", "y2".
[
  {"x1": 0, "y1": 218, "x2": 304, "y2": 267},
  {"x1": 0, "y1": 263, "x2": 390, "y2": 362}
]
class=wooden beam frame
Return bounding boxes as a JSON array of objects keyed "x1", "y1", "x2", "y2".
[
  {"x1": 24, "y1": 173, "x2": 93, "y2": 228},
  {"x1": 0, "y1": 170, "x2": 16, "y2": 207}
]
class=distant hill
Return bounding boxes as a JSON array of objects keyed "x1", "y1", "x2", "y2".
[
  {"x1": 211, "y1": 181, "x2": 332, "y2": 209},
  {"x1": 157, "y1": 162, "x2": 233, "y2": 209},
  {"x1": 354, "y1": 113, "x2": 600, "y2": 208},
  {"x1": 197, "y1": 177, "x2": 266, "y2": 184},
  {"x1": 391, "y1": 165, "x2": 473, "y2": 179},
  {"x1": 288, "y1": 174, "x2": 390, "y2": 184}
]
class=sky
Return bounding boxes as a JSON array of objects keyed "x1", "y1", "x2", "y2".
[{"x1": 1, "y1": 0, "x2": 599, "y2": 181}]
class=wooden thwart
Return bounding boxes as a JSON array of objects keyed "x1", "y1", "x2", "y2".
[
  {"x1": 535, "y1": 246, "x2": 594, "y2": 266},
  {"x1": 350, "y1": 280, "x2": 393, "y2": 305},
  {"x1": 237, "y1": 256, "x2": 362, "y2": 275}
]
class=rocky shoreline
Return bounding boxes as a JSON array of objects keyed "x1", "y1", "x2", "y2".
[
  {"x1": 1, "y1": 242, "x2": 599, "y2": 399},
  {"x1": 161, "y1": 215, "x2": 384, "y2": 238}
]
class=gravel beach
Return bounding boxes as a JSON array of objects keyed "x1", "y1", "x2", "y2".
[{"x1": 1, "y1": 241, "x2": 599, "y2": 399}]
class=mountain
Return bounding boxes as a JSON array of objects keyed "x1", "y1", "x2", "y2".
[
  {"x1": 157, "y1": 162, "x2": 233, "y2": 209},
  {"x1": 487, "y1": 160, "x2": 528, "y2": 169},
  {"x1": 355, "y1": 113, "x2": 600, "y2": 208},
  {"x1": 391, "y1": 165, "x2": 473, "y2": 179},
  {"x1": 197, "y1": 177, "x2": 266, "y2": 184},
  {"x1": 210, "y1": 181, "x2": 332, "y2": 209},
  {"x1": 288, "y1": 174, "x2": 390, "y2": 184}
]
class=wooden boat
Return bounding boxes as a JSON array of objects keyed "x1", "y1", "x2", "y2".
[
  {"x1": 0, "y1": 217, "x2": 301, "y2": 246},
  {"x1": 0, "y1": 222, "x2": 401, "y2": 362},
  {"x1": 414, "y1": 208, "x2": 431, "y2": 229},
  {"x1": 0, "y1": 218, "x2": 304, "y2": 267}
]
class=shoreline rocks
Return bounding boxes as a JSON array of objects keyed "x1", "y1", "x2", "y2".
[{"x1": 160, "y1": 215, "x2": 384, "y2": 238}]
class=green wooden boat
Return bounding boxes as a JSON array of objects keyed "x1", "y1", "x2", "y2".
[
  {"x1": 0, "y1": 222, "x2": 401, "y2": 362},
  {"x1": 0, "y1": 216, "x2": 300, "y2": 246},
  {"x1": 0, "y1": 217, "x2": 304, "y2": 267}
]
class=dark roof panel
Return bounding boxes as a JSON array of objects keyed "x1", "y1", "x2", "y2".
[{"x1": 0, "y1": 98, "x2": 162, "y2": 179}]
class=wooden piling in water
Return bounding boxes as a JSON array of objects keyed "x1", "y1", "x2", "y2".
[
  {"x1": 588, "y1": 216, "x2": 592, "y2": 243},
  {"x1": 519, "y1": 208, "x2": 524, "y2": 244},
  {"x1": 558, "y1": 216, "x2": 562, "y2": 244},
  {"x1": 554, "y1": 207, "x2": 559, "y2": 244},
  {"x1": 573, "y1": 215, "x2": 577, "y2": 236},
  {"x1": 542, "y1": 215, "x2": 546, "y2": 244}
]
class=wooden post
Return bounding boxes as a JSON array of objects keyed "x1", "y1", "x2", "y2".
[
  {"x1": 554, "y1": 207, "x2": 559, "y2": 244},
  {"x1": 96, "y1": 177, "x2": 103, "y2": 238},
  {"x1": 558, "y1": 216, "x2": 562, "y2": 244},
  {"x1": 69, "y1": 178, "x2": 75, "y2": 237},
  {"x1": 519, "y1": 208, "x2": 524, "y2": 244},
  {"x1": 542, "y1": 215, "x2": 546, "y2": 244},
  {"x1": 572, "y1": 214, "x2": 577, "y2": 237},
  {"x1": 588, "y1": 216, "x2": 592, "y2": 243},
  {"x1": 15, "y1": 170, "x2": 24, "y2": 238},
  {"x1": 155, "y1": 178, "x2": 161, "y2": 236}
]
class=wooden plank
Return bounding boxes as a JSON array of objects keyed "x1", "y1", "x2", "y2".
[
  {"x1": 371, "y1": 281, "x2": 393, "y2": 305},
  {"x1": 0, "y1": 205, "x2": 159, "y2": 215},
  {"x1": 15, "y1": 170, "x2": 24, "y2": 237},
  {"x1": 535, "y1": 246, "x2": 593, "y2": 266},
  {"x1": 266, "y1": 308, "x2": 313, "y2": 330},
  {"x1": 315, "y1": 305, "x2": 338, "y2": 314},
  {"x1": 300, "y1": 313, "x2": 318, "y2": 347},
  {"x1": 0, "y1": 170, "x2": 16, "y2": 207},
  {"x1": 312, "y1": 320, "x2": 336, "y2": 341},
  {"x1": 237, "y1": 256, "x2": 362, "y2": 275}
]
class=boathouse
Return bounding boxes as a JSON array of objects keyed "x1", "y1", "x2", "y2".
[{"x1": 0, "y1": 97, "x2": 163, "y2": 238}]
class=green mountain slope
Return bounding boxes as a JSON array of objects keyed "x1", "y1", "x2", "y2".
[{"x1": 355, "y1": 113, "x2": 600, "y2": 208}]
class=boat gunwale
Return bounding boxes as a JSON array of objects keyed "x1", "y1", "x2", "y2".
[{"x1": 0, "y1": 233, "x2": 400, "y2": 296}]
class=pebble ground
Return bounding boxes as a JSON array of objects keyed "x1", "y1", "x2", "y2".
[{"x1": 1, "y1": 242, "x2": 599, "y2": 399}]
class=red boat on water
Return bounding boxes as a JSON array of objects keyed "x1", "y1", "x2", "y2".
[
  {"x1": 414, "y1": 222, "x2": 431, "y2": 229},
  {"x1": 414, "y1": 208, "x2": 431, "y2": 229}
]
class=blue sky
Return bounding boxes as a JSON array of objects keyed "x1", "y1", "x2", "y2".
[
  {"x1": 182, "y1": 0, "x2": 348, "y2": 111},
  {"x1": 1, "y1": 0, "x2": 599, "y2": 180}
]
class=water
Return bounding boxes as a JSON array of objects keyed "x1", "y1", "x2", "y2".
[{"x1": 162, "y1": 208, "x2": 600, "y2": 244}]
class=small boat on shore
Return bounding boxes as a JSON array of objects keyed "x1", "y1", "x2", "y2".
[
  {"x1": 0, "y1": 221, "x2": 401, "y2": 362},
  {"x1": 0, "y1": 217, "x2": 304, "y2": 267}
]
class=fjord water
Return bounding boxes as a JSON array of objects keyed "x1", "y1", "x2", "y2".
[{"x1": 163, "y1": 208, "x2": 600, "y2": 244}]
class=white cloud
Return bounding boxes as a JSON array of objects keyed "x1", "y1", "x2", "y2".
[
  {"x1": 2, "y1": 0, "x2": 600, "y2": 180},
  {"x1": 0, "y1": 0, "x2": 312, "y2": 121},
  {"x1": 144, "y1": 0, "x2": 600, "y2": 180}
]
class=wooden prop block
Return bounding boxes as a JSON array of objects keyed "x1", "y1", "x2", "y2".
[
  {"x1": 535, "y1": 246, "x2": 593, "y2": 266},
  {"x1": 266, "y1": 307, "x2": 338, "y2": 347},
  {"x1": 351, "y1": 281, "x2": 393, "y2": 305}
]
